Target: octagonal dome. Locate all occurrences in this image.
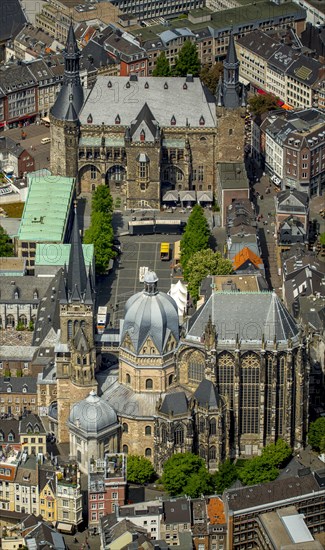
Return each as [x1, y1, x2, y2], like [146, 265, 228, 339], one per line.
[121, 271, 179, 354]
[68, 390, 117, 434]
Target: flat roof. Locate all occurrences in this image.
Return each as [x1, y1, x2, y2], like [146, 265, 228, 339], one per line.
[282, 514, 314, 543]
[134, 2, 305, 41]
[18, 175, 75, 242]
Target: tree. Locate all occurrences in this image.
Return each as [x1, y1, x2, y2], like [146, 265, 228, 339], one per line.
[261, 439, 292, 468]
[84, 211, 115, 274]
[320, 232, 325, 246]
[214, 460, 238, 493]
[186, 249, 233, 302]
[162, 452, 213, 497]
[238, 456, 279, 486]
[200, 63, 223, 94]
[248, 93, 280, 115]
[0, 225, 14, 257]
[127, 455, 155, 485]
[91, 184, 113, 214]
[180, 205, 211, 279]
[173, 40, 201, 77]
[153, 52, 171, 77]
[308, 418, 325, 452]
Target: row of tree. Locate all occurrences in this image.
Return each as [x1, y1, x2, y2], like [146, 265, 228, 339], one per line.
[83, 185, 115, 274]
[180, 205, 232, 302]
[126, 440, 293, 497]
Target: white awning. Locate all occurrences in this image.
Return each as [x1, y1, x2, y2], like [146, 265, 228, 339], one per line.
[179, 190, 196, 202]
[41, 116, 51, 124]
[197, 191, 213, 202]
[56, 523, 74, 533]
[162, 190, 178, 201]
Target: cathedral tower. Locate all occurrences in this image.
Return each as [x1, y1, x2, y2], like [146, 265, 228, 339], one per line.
[50, 23, 84, 178]
[56, 207, 97, 443]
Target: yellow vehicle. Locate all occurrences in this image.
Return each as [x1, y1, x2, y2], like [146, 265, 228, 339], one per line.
[160, 242, 170, 260]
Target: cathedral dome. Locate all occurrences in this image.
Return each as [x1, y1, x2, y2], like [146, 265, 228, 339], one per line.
[121, 271, 179, 354]
[68, 390, 117, 434]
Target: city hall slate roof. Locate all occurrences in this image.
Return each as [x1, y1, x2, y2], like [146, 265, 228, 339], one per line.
[80, 76, 216, 128]
[0, 0, 27, 43]
[187, 292, 299, 344]
[18, 175, 75, 242]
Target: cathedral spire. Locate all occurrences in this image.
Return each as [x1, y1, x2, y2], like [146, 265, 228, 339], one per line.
[50, 22, 84, 121]
[67, 205, 89, 303]
[225, 32, 238, 65]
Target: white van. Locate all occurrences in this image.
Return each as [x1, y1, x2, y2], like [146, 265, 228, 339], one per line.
[41, 137, 51, 144]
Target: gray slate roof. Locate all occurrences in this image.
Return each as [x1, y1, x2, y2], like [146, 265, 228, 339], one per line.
[0, 0, 27, 42]
[20, 414, 46, 434]
[0, 275, 49, 303]
[80, 76, 216, 127]
[160, 392, 188, 415]
[194, 379, 221, 408]
[187, 292, 299, 344]
[276, 189, 309, 211]
[0, 376, 37, 394]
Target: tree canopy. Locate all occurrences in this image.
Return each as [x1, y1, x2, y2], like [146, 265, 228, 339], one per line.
[248, 93, 280, 115]
[320, 232, 325, 246]
[200, 63, 223, 94]
[308, 418, 325, 452]
[0, 225, 14, 257]
[84, 185, 115, 274]
[162, 453, 214, 497]
[238, 440, 292, 486]
[214, 460, 238, 494]
[127, 455, 155, 484]
[186, 249, 233, 302]
[173, 40, 201, 77]
[153, 52, 171, 77]
[180, 205, 211, 280]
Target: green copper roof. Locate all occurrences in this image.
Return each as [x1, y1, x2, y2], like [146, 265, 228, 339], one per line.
[35, 243, 94, 267]
[18, 175, 75, 242]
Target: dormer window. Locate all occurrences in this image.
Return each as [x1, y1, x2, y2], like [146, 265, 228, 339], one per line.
[183, 83, 187, 90]
[164, 82, 168, 89]
[14, 288, 19, 299]
[126, 81, 130, 88]
[115, 114, 121, 124]
[7, 385, 12, 393]
[171, 115, 176, 126]
[107, 80, 112, 88]
[140, 129, 145, 142]
[144, 81, 149, 89]
[33, 290, 38, 300]
[34, 424, 40, 433]
[87, 114, 93, 124]
[8, 432, 14, 442]
[199, 116, 205, 126]
[22, 385, 28, 393]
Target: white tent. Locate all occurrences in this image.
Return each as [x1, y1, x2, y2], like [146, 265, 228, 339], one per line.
[168, 280, 187, 321]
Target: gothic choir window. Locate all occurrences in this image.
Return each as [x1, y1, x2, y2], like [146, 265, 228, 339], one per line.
[240, 353, 260, 434]
[208, 446, 216, 460]
[188, 358, 204, 383]
[67, 320, 72, 339]
[209, 418, 216, 436]
[265, 355, 273, 436]
[216, 353, 234, 408]
[276, 356, 286, 437]
[199, 417, 205, 433]
[174, 424, 184, 445]
[161, 424, 167, 444]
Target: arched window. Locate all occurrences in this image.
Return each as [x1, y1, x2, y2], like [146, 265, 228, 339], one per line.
[168, 374, 174, 386]
[199, 417, 205, 433]
[209, 418, 216, 436]
[6, 315, 15, 328]
[188, 358, 204, 383]
[123, 423, 128, 433]
[80, 321, 86, 329]
[126, 373, 131, 384]
[276, 355, 286, 437]
[122, 445, 128, 454]
[146, 378, 153, 390]
[74, 320, 79, 334]
[199, 445, 205, 459]
[19, 315, 27, 327]
[174, 424, 184, 445]
[208, 446, 216, 460]
[216, 352, 235, 408]
[145, 425, 151, 436]
[67, 320, 72, 339]
[240, 353, 260, 434]
[145, 448, 152, 457]
[106, 165, 125, 183]
[161, 424, 167, 444]
[90, 166, 98, 180]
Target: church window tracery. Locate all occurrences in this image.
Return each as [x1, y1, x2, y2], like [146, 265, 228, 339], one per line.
[240, 353, 260, 434]
[174, 424, 184, 445]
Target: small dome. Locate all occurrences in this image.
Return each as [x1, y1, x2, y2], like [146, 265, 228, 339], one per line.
[121, 272, 179, 354]
[68, 390, 117, 434]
